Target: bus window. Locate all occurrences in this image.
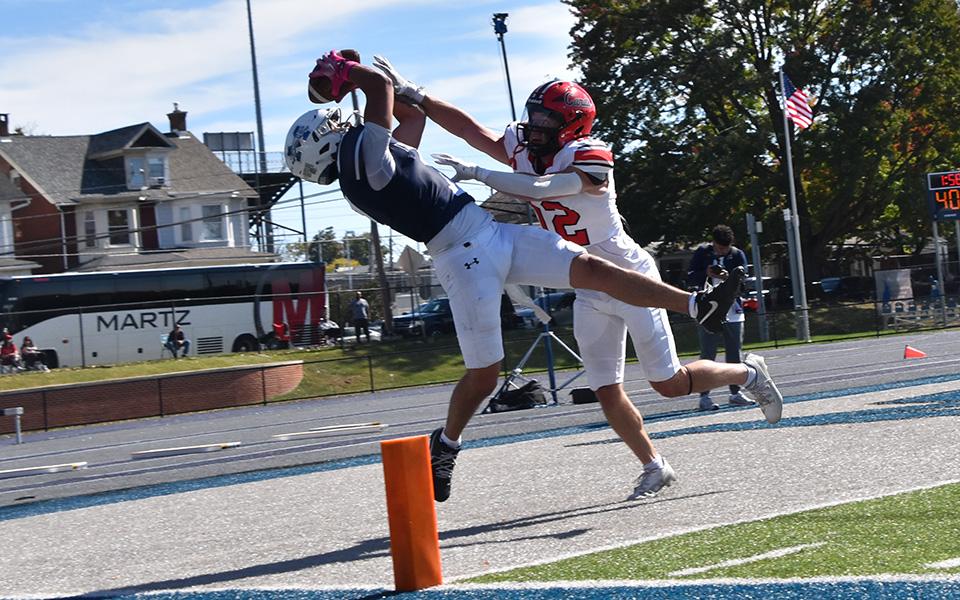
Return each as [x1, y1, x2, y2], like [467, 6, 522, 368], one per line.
[159, 271, 205, 301]
[69, 276, 118, 309]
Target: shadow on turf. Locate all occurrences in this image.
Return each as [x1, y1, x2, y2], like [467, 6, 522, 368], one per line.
[56, 491, 722, 599]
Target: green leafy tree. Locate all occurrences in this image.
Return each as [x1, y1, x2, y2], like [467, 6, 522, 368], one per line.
[282, 227, 344, 264]
[316, 227, 343, 264]
[565, 0, 960, 277]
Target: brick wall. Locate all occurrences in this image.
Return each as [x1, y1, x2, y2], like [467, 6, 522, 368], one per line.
[0, 361, 303, 434]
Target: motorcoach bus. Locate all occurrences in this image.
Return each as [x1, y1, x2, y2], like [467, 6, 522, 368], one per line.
[0, 262, 325, 368]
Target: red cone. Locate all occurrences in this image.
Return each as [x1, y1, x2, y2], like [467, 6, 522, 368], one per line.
[904, 345, 926, 358]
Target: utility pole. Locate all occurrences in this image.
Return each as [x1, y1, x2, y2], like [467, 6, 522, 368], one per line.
[246, 0, 273, 252]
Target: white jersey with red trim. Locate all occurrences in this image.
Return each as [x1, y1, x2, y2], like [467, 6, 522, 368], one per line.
[503, 123, 680, 387]
[504, 122, 622, 252]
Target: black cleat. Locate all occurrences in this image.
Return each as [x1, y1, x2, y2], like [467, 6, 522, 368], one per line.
[429, 427, 460, 502]
[694, 266, 746, 334]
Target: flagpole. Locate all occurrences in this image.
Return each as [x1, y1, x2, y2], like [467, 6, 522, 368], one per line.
[779, 69, 811, 342]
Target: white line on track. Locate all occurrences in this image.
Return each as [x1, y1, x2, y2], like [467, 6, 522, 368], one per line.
[272, 423, 388, 440]
[0, 462, 88, 479]
[666, 542, 826, 577]
[131, 442, 241, 458]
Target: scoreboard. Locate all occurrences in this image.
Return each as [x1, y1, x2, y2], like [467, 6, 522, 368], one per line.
[927, 170, 960, 221]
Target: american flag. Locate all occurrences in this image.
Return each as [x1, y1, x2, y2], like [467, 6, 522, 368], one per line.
[783, 74, 813, 130]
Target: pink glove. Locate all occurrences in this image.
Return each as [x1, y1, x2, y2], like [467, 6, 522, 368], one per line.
[310, 50, 358, 96]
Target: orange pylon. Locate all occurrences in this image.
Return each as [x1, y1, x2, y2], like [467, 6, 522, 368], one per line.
[381, 436, 442, 591]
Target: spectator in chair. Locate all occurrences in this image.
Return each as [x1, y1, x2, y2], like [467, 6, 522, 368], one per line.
[21, 336, 49, 372]
[166, 325, 191, 359]
[1, 335, 22, 372]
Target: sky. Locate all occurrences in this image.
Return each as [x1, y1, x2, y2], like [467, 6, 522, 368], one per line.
[0, 0, 580, 259]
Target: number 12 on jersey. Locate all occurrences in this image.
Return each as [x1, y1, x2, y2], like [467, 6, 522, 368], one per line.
[530, 201, 591, 246]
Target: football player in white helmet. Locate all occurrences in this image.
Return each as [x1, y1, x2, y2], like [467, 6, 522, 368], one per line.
[371, 56, 783, 500]
[288, 49, 747, 503]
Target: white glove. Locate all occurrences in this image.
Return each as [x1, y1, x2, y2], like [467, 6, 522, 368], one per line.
[431, 153, 487, 183]
[373, 54, 425, 104]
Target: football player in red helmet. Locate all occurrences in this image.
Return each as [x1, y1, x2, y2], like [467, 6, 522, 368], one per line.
[517, 80, 596, 157]
[372, 55, 783, 501]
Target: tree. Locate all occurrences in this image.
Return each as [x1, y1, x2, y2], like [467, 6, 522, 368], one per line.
[565, 0, 960, 277]
[281, 227, 343, 264]
[316, 227, 343, 264]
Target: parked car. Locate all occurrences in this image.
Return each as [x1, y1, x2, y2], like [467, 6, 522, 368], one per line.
[340, 325, 382, 343]
[393, 295, 520, 338]
[517, 291, 576, 328]
[743, 277, 794, 311]
[817, 276, 876, 302]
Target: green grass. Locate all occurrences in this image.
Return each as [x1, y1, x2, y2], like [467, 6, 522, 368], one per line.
[467, 483, 960, 582]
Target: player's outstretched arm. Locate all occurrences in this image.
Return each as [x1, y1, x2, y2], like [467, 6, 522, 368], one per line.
[392, 101, 426, 148]
[373, 53, 508, 164]
[432, 153, 597, 200]
[421, 95, 509, 164]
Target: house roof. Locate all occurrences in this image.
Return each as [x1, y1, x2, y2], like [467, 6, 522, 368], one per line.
[480, 191, 532, 225]
[0, 257, 42, 276]
[0, 168, 21, 201]
[0, 125, 257, 207]
[69, 246, 281, 272]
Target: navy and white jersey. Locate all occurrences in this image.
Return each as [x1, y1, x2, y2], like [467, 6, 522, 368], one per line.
[337, 124, 472, 244]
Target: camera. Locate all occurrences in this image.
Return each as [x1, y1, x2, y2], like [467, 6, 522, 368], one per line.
[708, 264, 725, 277]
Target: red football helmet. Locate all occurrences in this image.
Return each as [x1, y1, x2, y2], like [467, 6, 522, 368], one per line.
[518, 80, 596, 156]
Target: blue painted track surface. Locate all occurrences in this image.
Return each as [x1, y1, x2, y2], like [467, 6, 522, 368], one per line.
[92, 579, 960, 599]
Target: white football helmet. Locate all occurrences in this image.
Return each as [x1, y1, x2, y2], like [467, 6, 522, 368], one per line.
[284, 108, 348, 185]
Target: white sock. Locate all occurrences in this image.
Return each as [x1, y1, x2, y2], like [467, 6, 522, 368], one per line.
[643, 455, 662, 472]
[440, 430, 461, 450]
[744, 365, 758, 387]
[688, 293, 697, 318]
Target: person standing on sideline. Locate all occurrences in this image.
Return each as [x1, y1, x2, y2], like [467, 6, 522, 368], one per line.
[369, 57, 783, 499]
[349, 291, 371, 343]
[287, 49, 746, 502]
[688, 225, 756, 411]
[165, 324, 190, 359]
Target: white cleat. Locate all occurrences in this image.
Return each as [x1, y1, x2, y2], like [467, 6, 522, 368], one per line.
[628, 458, 678, 500]
[742, 353, 783, 424]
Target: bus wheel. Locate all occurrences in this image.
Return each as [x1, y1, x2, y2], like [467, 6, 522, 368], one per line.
[232, 335, 260, 353]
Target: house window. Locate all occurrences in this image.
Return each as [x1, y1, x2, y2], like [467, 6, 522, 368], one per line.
[107, 209, 131, 245]
[126, 154, 167, 189]
[148, 157, 166, 186]
[179, 207, 192, 242]
[201, 205, 224, 240]
[84, 211, 97, 248]
[127, 158, 145, 188]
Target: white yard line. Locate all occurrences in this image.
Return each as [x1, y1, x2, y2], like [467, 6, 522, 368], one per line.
[667, 543, 826, 577]
[928, 557, 960, 570]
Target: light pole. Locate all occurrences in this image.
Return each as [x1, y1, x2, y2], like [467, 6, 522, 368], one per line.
[245, 0, 273, 252]
[492, 13, 517, 120]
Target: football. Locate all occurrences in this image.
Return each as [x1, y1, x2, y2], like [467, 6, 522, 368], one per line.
[308, 49, 361, 104]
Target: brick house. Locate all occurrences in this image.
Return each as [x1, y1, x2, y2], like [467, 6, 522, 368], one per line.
[0, 108, 279, 274]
